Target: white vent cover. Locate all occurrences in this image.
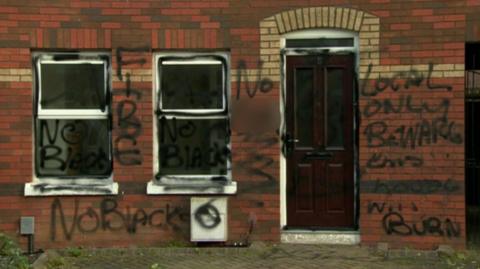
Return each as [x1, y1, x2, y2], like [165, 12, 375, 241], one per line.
[191, 197, 227, 242]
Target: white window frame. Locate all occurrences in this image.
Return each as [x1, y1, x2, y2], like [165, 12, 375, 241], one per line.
[147, 52, 237, 194]
[25, 52, 118, 196]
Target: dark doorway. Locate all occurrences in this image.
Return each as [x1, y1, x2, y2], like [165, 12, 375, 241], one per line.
[466, 43, 480, 245]
[285, 54, 355, 229]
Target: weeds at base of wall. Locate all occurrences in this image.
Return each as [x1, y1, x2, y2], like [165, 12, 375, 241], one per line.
[64, 247, 85, 258]
[0, 233, 30, 269]
[149, 263, 165, 269]
[45, 256, 68, 269]
[162, 240, 193, 248]
[383, 246, 480, 269]
[439, 249, 480, 269]
[38, 250, 76, 269]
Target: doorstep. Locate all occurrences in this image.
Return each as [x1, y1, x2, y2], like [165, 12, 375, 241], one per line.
[281, 230, 360, 245]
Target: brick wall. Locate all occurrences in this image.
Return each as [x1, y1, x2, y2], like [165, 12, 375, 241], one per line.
[0, 0, 479, 250]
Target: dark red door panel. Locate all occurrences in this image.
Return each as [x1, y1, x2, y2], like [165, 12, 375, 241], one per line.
[286, 54, 354, 228]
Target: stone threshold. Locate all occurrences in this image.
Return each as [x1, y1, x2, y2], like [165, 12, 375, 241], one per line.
[281, 230, 360, 245]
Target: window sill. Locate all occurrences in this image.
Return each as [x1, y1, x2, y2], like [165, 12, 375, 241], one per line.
[146, 180, 237, 195]
[24, 182, 118, 196]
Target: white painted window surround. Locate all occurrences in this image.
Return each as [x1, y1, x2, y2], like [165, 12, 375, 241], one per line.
[279, 30, 359, 232]
[148, 52, 237, 195]
[25, 52, 118, 196]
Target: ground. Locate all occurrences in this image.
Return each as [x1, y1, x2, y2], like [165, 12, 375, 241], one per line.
[10, 243, 479, 269]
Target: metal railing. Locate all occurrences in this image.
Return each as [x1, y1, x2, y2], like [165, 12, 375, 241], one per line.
[466, 69, 480, 245]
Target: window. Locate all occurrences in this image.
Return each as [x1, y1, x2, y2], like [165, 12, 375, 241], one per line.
[148, 52, 236, 194]
[25, 52, 117, 196]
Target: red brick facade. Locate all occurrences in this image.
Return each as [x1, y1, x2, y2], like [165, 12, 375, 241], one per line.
[0, 0, 480, 250]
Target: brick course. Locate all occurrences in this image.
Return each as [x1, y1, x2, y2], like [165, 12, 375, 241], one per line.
[0, 0, 478, 250]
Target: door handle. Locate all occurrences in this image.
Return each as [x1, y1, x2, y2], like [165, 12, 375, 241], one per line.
[304, 151, 333, 160]
[283, 134, 298, 156]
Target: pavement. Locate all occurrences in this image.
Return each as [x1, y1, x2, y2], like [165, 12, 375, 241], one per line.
[25, 243, 480, 269]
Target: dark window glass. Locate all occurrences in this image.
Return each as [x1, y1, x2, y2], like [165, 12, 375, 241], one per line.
[326, 68, 344, 148]
[466, 43, 480, 70]
[158, 118, 229, 175]
[295, 68, 314, 147]
[40, 63, 106, 110]
[35, 119, 111, 177]
[160, 64, 223, 110]
[286, 38, 354, 48]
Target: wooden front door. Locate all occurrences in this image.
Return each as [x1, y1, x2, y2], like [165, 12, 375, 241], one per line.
[286, 54, 354, 228]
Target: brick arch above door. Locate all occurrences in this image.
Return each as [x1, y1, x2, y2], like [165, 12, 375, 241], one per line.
[256, 7, 380, 81]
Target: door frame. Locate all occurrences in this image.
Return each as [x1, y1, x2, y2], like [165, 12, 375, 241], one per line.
[279, 29, 360, 229]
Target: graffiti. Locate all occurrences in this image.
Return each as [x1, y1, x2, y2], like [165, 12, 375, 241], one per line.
[147, 55, 278, 191]
[193, 199, 222, 229]
[235, 131, 278, 193]
[237, 132, 276, 180]
[159, 144, 229, 171]
[158, 117, 230, 173]
[115, 47, 149, 81]
[360, 62, 452, 97]
[367, 201, 461, 238]
[363, 179, 461, 195]
[153, 54, 232, 183]
[382, 212, 460, 238]
[114, 47, 149, 165]
[361, 62, 460, 169]
[367, 201, 418, 214]
[159, 117, 197, 143]
[366, 153, 423, 168]
[364, 119, 462, 149]
[367, 200, 461, 239]
[235, 60, 273, 100]
[114, 76, 143, 166]
[363, 95, 450, 119]
[232, 101, 278, 193]
[50, 198, 188, 241]
[37, 119, 111, 176]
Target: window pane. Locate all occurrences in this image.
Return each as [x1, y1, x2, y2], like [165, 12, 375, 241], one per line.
[35, 119, 111, 177]
[160, 64, 223, 110]
[158, 118, 229, 175]
[326, 68, 344, 148]
[286, 38, 354, 48]
[40, 63, 106, 110]
[295, 68, 314, 147]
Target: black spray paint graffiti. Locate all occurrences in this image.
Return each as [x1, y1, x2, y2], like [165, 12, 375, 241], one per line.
[232, 101, 279, 193]
[50, 198, 188, 241]
[361, 63, 461, 169]
[235, 60, 273, 100]
[367, 201, 418, 214]
[231, 59, 279, 192]
[193, 199, 222, 229]
[113, 47, 149, 165]
[154, 55, 232, 184]
[363, 179, 461, 195]
[366, 153, 423, 169]
[382, 212, 460, 238]
[158, 117, 230, 175]
[147, 56, 278, 194]
[363, 119, 462, 149]
[237, 132, 277, 183]
[360, 63, 453, 97]
[363, 95, 450, 119]
[37, 119, 111, 176]
[367, 201, 461, 238]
